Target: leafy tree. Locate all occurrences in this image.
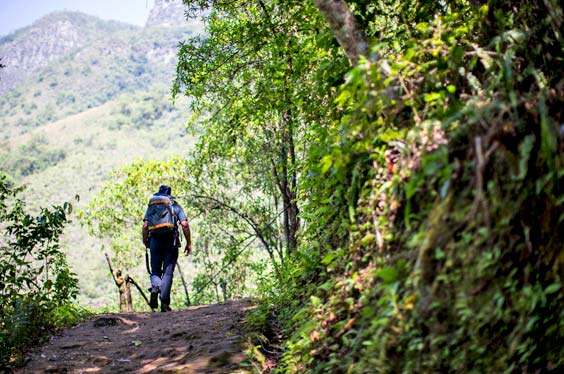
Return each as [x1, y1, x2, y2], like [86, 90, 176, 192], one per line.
[0, 176, 80, 367]
[80, 158, 188, 310]
[174, 0, 350, 268]
[81, 157, 267, 307]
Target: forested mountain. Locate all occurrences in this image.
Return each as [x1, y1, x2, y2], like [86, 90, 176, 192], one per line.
[0, 10, 197, 138]
[0, 12, 136, 95]
[0, 1, 201, 308]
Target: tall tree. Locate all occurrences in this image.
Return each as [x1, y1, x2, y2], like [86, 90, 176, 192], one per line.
[175, 0, 348, 264]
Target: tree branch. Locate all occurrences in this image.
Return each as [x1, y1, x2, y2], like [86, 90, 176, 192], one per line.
[190, 194, 273, 255]
[126, 276, 150, 306]
[104, 251, 118, 286]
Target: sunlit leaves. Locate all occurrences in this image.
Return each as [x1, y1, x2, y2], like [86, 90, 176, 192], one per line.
[0, 176, 79, 365]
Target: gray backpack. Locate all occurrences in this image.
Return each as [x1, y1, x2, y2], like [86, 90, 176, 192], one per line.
[146, 195, 176, 235]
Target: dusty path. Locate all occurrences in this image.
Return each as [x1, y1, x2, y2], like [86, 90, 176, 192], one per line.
[19, 299, 255, 373]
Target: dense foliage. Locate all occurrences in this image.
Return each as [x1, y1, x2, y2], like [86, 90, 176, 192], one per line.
[275, 0, 563, 371]
[172, 0, 563, 372]
[0, 177, 85, 367]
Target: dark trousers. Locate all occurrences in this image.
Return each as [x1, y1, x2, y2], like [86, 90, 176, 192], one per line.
[149, 235, 178, 306]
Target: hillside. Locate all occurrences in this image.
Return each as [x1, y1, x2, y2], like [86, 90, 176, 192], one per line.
[0, 2, 202, 308]
[0, 11, 137, 95]
[0, 16, 200, 139]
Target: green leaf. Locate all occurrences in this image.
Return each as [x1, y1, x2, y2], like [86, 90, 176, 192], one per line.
[545, 284, 561, 294]
[361, 233, 376, 246]
[320, 155, 333, 174]
[514, 135, 535, 180]
[319, 280, 333, 292]
[380, 129, 404, 143]
[434, 247, 445, 260]
[348, 204, 356, 223]
[321, 252, 337, 265]
[423, 92, 442, 103]
[375, 267, 398, 283]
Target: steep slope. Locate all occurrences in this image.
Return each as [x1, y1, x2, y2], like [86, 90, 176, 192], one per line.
[0, 16, 200, 139]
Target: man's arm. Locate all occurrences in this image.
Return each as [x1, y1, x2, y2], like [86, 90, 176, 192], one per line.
[142, 220, 149, 248]
[180, 220, 191, 255]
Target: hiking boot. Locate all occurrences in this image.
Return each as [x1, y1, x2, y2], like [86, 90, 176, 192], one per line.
[149, 291, 159, 310]
[160, 303, 172, 312]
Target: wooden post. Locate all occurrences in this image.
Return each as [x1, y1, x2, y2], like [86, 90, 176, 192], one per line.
[104, 251, 133, 313]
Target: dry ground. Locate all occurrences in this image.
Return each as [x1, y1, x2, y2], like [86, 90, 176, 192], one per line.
[19, 299, 256, 373]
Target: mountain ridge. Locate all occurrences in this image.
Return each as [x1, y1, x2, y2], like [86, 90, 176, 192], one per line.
[0, 11, 139, 94]
[0, 0, 201, 95]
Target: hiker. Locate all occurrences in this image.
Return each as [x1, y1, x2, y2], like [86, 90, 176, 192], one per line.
[142, 185, 192, 312]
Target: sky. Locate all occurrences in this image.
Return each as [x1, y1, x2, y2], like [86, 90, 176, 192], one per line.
[0, 0, 156, 37]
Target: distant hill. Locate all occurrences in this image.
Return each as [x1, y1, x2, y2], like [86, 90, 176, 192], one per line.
[0, 12, 137, 94]
[0, 9, 202, 139]
[146, 0, 199, 27]
[0, 0, 202, 308]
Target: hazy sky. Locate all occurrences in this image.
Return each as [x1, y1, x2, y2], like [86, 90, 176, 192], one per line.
[0, 0, 156, 37]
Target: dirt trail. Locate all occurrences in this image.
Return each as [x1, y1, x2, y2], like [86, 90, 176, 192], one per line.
[19, 299, 255, 373]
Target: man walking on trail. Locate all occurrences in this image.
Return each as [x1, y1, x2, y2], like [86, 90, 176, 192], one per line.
[142, 185, 192, 312]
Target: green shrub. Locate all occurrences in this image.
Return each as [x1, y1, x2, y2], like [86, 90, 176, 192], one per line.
[0, 135, 66, 178]
[0, 177, 82, 368]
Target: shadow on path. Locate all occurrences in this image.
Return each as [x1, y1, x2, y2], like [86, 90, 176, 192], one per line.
[19, 299, 255, 373]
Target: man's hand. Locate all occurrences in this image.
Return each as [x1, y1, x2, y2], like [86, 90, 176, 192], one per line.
[180, 220, 192, 256]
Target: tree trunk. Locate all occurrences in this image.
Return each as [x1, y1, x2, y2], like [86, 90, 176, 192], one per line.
[220, 279, 228, 303]
[105, 251, 133, 313]
[117, 273, 129, 313]
[279, 39, 300, 257]
[312, 0, 369, 65]
[124, 278, 133, 313]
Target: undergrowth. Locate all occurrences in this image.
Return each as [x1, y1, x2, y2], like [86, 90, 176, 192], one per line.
[0, 177, 90, 368]
[271, 1, 563, 372]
